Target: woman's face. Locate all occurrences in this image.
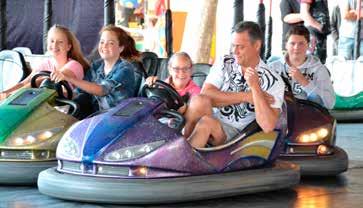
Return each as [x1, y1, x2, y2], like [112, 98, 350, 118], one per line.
[47, 29, 71, 58]
[98, 31, 123, 61]
[168, 56, 192, 89]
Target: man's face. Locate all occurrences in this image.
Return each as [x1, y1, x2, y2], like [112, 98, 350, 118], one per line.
[286, 34, 309, 59]
[231, 31, 260, 66]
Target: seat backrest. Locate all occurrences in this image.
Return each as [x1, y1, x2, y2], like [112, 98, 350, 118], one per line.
[0, 50, 31, 91]
[153, 62, 211, 89]
[141, 51, 159, 76]
[131, 61, 147, 96]
[191, 63, 211, 88]
[13, 47, 32, 56]
[156, 58, 169, 80]
[23, 54, 51, 70]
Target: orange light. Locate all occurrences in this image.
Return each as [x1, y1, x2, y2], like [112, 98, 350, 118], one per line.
[25, 135, 36, 144]
[139, 167, 147, 175]
[317, 128, 329, 138]
[38, 131, 53, 140]
[317, 145, 328, 155]
[310, 133, 318, 142]
[132, 167, 148, 176]
[300, 135, 310, 143]
[14, 137, 24, 145]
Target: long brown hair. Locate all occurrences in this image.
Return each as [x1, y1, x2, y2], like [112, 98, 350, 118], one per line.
[100, 25, 140, 61]
[48, 25, 90, 70]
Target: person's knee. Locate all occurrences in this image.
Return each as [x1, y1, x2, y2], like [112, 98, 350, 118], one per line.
[195, 116, 214, 131]
[189, 94, 212, 111]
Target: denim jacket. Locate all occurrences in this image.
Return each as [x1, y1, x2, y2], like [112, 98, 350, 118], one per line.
[77, 58, 135, 110]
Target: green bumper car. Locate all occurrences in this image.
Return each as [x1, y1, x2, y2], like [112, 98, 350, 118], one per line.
[326, 56, 363, 121]
[0, 71, 78, 184]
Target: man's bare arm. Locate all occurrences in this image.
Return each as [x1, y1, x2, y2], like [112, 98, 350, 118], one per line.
[300, 3, 322, 32]
[202, 83, 252, 107]
[283, 13, 303, 24]
[244, 67, 279, 132]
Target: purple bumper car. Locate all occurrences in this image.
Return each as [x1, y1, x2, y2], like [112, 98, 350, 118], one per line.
[38, 81, 300, 204]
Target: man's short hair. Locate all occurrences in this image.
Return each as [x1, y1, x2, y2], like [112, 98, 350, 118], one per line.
[285, 25, 310, 43]
[232, 21, 263, 43]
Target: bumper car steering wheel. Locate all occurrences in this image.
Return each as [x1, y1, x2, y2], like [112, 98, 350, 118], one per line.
[30, 71, 78, 116]
[31, 71, 73, 100]
[141, 80, 184, 110]
[141, 80, 185, 131]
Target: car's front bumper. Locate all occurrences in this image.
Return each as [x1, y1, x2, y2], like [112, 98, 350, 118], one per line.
[330, 109, 363, 121]
[0, 160, 57, 185]
[38, 161, 300, 204]
[279, 146, 348, 176]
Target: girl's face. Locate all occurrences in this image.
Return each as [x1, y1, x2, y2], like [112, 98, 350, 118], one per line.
[168, 56, 192, 89]
[98, 31, 123, 61]
[47, 29, 71, 58]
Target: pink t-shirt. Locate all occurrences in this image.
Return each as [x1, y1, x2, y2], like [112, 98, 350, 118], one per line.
[36, 59, 84, 80]
[165, 76, 201, 98]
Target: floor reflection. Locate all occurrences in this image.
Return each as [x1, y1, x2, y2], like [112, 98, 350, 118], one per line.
[293, 175, 348, 208]
[294, 186, 332, 208]
[6, 202, 33, 208]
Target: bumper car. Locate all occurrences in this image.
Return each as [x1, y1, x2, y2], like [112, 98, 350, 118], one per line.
[0, 49, 31, 92]
[325, 56, 363, 121]
[279, 92, 348, 176]
[0, 71, 78, 184]
[38, 80, 300, 204]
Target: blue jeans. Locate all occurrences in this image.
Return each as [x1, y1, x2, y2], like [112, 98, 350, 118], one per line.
[338, 37, 363, 60]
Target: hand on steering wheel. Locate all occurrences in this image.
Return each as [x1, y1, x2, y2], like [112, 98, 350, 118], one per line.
[30, 71, 73, 100]
[141, 80, 184, 110]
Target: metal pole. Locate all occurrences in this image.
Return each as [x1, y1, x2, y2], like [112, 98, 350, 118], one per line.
[264, 0, 272, 61]
[0, 0, 7, 50]
[165, 0, 173, 57]
[43, 0, 52, 53]
[354, 0, 361, 59]
[257, 0, 265, 58]
[233, 0, 244, 26]
[104, 0, 115, 26]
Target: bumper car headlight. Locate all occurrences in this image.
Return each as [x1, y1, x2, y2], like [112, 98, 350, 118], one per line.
[297, 125, 331, 143]
[7, 127, 63, 146]
[105, 140, 165, 161]
[316, 144, 333, 155]
[56, 121, 81, 158]
[57, 136, 79, 158]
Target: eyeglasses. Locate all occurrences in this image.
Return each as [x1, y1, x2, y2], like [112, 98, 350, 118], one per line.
[171, 66, 192, 72]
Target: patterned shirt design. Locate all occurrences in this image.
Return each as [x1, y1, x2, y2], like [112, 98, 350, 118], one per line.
[205, 55, 285, 130]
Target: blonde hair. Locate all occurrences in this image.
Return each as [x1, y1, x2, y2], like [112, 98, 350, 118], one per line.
[168, 52, 193, 68]
[48, 25, 90, 70]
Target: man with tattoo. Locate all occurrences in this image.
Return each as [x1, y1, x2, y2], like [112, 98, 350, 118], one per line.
[183, 21, 285, 148]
